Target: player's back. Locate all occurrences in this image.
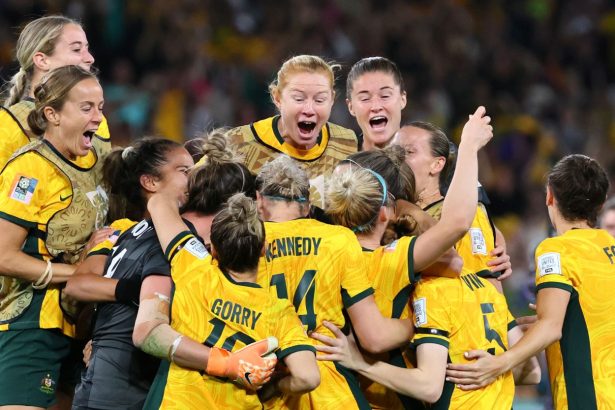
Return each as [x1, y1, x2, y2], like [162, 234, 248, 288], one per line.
[535, 228, 615, 409]
[412, 270, 515, 409]
[259, 218, 374, 410]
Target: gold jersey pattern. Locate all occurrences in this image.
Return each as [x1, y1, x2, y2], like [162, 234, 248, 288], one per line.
[145, 231, 314, 410]
[411, 272, 516, 409]
[258, 218, 374, 410]
[225, 116, 357, 207]
[360, 236, 417, 410]
[534, 229, 615, 410]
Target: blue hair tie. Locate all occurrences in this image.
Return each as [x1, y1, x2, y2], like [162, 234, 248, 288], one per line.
[351, 169, 388, 233]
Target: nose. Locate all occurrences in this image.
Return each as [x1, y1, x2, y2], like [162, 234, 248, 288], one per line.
[92, 107, 103, 124]
[370, 98, 383, 112]
[83, 49, 95, 66]
[302, 101, 316, 116]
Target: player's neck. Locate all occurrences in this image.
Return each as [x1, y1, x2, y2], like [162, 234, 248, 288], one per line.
[181, 211, 214, 246]
[228, 269, 257, 284]
[264, 202, 305, 223]
[356, 221, 388, 250]
[554, 217, 591, 235]
[417, 181, 442, 208]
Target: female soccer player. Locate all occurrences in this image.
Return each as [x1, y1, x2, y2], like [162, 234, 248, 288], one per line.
[142, 190, 319, 409]
[345, 57, 407, 151]
[446, 154, 615, 410]
[392, 121, 512, 290]
[254, 151, 422, 409]
[64, 137, 193, 409]
[314, 107, 539, 409]
[0, 15, 111, 168]
[0, 65, 108, 409]
[225, 54, 358, 208]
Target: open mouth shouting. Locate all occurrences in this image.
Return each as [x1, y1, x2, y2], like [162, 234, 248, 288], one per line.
[369, 115, 389, 132]
[297, 121, 318, 139]
[82, 130, 95, 150]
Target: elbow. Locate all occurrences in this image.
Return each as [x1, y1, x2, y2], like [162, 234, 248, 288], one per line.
[132, 324, 150, 349]
[421, 382, 444, 404]
[360, 336, 390, 355]
[63, 278, 82, 300]
[293, 368, 321, 393]
[527, 367, 542, 385]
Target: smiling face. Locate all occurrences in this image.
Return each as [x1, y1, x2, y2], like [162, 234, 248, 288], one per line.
[45, 77, 104, 159]
[274, 71, 334, 150]
[44, 24, 94, 72]
[347, 71, 406, 150]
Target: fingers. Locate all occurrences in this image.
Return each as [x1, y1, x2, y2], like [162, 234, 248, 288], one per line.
[316, 354, 341, 361]
[446, 362, 475, 371]
[310, 332, 338, 346]
[529, 303, 536, 311]
[464, 350, 488, 360]
[321, 320, 344, 338]
[472, 106, 486, 118]
[489, 245, 504, 257]
[314, 344, 340, 354]
[496, 267, 512, 281]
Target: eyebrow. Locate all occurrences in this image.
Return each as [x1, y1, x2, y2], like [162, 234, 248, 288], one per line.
[357, 86, 394, 94]
[68, 41, 88, 47]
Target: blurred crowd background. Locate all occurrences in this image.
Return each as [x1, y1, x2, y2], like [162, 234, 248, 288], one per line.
[3, 1, 615, 408]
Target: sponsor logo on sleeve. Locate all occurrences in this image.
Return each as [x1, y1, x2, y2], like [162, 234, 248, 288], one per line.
[9, 175, 38, 205]
[413, 297, 427, 327]
[469, 228, 487, 255]
[538, 252, 562, 277]
[184, 237, 209, 259]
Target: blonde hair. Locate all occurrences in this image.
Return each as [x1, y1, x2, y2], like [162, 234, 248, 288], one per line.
[256, 155, 310, 204]
[211, 193, 265, 273]
[326, 166, 388, 233]
[27, 65, 98, 136]
[3, 16, 79, 108]
[268, 55, 340, 103]
[183, 130, 256, 215]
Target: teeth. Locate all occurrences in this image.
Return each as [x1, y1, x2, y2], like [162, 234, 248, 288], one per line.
[370, 116, 386, 121]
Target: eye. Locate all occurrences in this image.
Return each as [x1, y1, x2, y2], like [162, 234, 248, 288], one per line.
[81, 106, 92, 113]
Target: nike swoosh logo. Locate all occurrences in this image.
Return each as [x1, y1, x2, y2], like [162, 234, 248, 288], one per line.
[60, 194, 72, 201]
[244, 372, 253, 385]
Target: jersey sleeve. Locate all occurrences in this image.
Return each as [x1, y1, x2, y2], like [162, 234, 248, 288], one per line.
[411, 278, 455, 349]
[0, 154, 61, 228]
[88, 218, 137, 257]
[165, 230, 212, 285]
[534, 238, 573, 294]
[275, 299, 316, 360]
[339, 231, 374, 308]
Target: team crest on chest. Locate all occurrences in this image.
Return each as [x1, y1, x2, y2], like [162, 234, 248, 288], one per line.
[39, 373, 56, 395]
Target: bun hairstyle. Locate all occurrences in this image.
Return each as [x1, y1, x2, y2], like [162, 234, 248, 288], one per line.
[547, 154, 609, 227]
[210, 193, 265, 274]
[406, 121, 457, 195]
[344, 145, 417, 203]
[346, 56, 405, 99]
[103, 138, 182, 222]
[256, 155, 310, 206]
[326, 166, 389, 233]
[268, 55, 339, 104]
[182, 129, 256, 215]
[2, 15, 79, 108]
[26, 65, 97, 136]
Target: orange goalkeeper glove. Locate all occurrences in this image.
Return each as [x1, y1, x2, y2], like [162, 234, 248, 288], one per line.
[206, 336, 278, 390]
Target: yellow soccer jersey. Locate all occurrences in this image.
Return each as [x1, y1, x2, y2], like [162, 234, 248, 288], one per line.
[411, 271, 516, 409]
[259, 218, 374, 410]
[145, 231, 315, 410]
[360, 236, 417, 410]
[0, 152, 75, 335]
[225, 116, 358, 208]
[424, 200, 497, 279]
[87, 218, 137, 257]
[534, 229, 615, 410]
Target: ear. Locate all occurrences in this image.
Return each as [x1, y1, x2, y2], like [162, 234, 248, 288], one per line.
[430, 156, 446, 175]
[400, 91, 407, 110]
[32, 52, 51, 72]
[43, 106, 59, 125]
[272, 90, 282, 111]
[378, 206, 389, 223]
[346, 98, 356, 117]
[139, 174, 158, 193]
[546, 185, 554, 207]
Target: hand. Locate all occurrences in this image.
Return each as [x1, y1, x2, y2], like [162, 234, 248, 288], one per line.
[81, 227, 116, 259]
[516, 303, 537, 332]
[83, 340, 93, 367]
[206, 337, 278, 390]
[460, 106, 493, 151]
[445, 350, 505, 390]
[310, 321, 367, 371]
[487, 244, 512, 281]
